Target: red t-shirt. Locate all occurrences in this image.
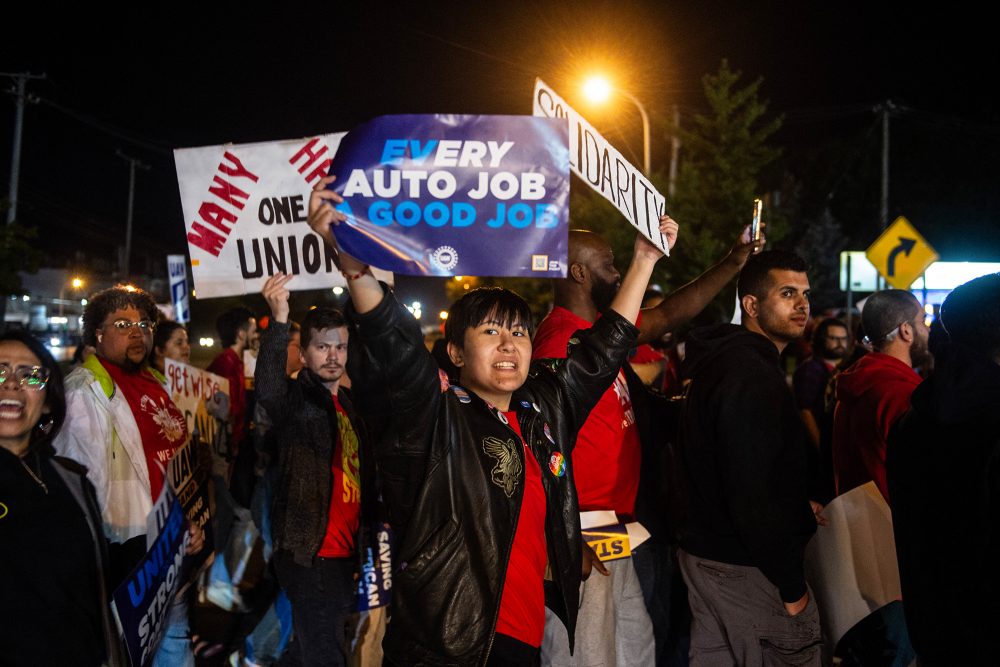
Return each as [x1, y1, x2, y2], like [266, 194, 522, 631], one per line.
[207, 348, 246, 449]
[494, 410, 547, 648]
[630, 343, 665, 364]
[99, 358, 189, 501]
[532, 306, 641, 518]
[317, 395, 362, 558]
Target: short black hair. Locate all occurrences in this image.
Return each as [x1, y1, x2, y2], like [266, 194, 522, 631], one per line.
[0, 330, 66, 455]
[215, 307, 255, 348]
[300, 307, 347, 349]
[941, 272, 1000, 358]
[82, 284, 159, 347]
[861, 289, 921, 350]
[444, 287, 533, 349]
[737, 250, 810, 301]
[812, 317, 848, 350]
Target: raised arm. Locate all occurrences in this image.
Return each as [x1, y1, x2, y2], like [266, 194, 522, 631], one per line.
[554, 224, 674, 437]
[636, 223, 762, 345]
[307, 174, 384, 314]
[607, 217, 678, 323]
[254, 273, 297, 424]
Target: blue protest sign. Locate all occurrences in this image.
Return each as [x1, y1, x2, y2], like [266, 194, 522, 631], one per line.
[111, 497, 188, 667]
[327, 114, 569, 277]
[357, 523, 393, 611]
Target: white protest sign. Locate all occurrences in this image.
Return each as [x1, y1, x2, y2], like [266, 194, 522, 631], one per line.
[174, 134, 392, 298]
[804, 482, 903, 653]
[163, 358, 229, 447]
[533, 78, 668, 254]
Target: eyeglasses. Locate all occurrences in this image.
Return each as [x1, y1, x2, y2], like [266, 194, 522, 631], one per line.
[105, 319, 156, 334]
[0, 364, 50, 390]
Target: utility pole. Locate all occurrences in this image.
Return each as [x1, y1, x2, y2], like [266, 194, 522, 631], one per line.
[3, 72, 45, 224]
[668, 104, 681, 198]
[116, 150, 150, 280]
[880, 100, 893, 231]
[877, 100, 894, 289]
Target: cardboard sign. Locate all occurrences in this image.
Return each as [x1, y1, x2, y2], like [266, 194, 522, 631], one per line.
[327, 114, 570, 277]
[533, 78, 669, 254]
[175, 134, 391, 298]
[163, 358, 228, 450]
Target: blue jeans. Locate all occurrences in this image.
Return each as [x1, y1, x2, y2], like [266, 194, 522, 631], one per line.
[152, 598, 195, 667]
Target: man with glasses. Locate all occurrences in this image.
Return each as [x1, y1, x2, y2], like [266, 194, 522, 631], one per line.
[55, 284, 203, 666]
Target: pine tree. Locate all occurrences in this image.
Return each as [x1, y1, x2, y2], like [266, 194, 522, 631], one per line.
[669, 60, 784, 289]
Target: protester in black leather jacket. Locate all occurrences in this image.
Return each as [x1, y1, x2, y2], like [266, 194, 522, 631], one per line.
[308, 173, 676, 666]
[346, 284, 640, 664]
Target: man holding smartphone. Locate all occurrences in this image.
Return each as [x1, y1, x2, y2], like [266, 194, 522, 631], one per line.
[676, 250, 824, 666]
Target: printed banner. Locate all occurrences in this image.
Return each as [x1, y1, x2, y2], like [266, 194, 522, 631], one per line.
[112, 496, 189, 667]
[582, 523, 632, 563]
[175, 134, 392, 298]
[356, 523, 393, 611]
[326, 114, 570, 277]
[533, 78, 669, 253]
[166, 255, 190, 323]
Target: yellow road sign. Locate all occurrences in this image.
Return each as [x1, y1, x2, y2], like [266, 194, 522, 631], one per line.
[865, 216, 939, 289]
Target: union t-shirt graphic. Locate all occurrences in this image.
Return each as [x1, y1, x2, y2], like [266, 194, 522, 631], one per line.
[338, 410, 361, 504]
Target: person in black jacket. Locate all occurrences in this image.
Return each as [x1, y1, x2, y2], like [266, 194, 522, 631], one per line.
[677, 250, 824, 666]
[887, 272, 1000, 665]
[255, 274, 374, 667]
[0, 329, 125, 666]
[308, 174, 673, 666]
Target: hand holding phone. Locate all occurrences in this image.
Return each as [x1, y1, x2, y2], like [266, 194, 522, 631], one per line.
[751, 198, 763, 253]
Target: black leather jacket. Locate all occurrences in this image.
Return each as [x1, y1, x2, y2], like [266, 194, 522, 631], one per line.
[346, 286, 639, 666]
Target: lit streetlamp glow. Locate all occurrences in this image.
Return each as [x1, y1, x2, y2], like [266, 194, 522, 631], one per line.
[583, 76, 612, 104]
[582, 74, 651, 176]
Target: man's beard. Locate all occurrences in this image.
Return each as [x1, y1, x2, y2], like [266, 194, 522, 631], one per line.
[823, 344, 847, 361]
[910, 337, 932, 368]
[591, 280, 619, 313]
[122, 356, 146, 373]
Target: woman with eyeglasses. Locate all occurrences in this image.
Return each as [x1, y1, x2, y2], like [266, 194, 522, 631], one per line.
[54, 284, 203, 666]
[0, 329, 126, 666]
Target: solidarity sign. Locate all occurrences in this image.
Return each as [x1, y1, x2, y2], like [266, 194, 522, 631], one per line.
[326, 114, 570, 277]
[533, 78, 669, 254]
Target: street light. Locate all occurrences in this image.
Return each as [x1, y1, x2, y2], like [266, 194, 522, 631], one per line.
[582, 75, 651, 176]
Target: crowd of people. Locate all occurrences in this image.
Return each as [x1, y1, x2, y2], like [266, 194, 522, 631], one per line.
[1, 176, 998, 667]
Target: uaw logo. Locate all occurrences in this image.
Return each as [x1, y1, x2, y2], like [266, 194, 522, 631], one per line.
[482, 436, 522, 497]
[431, 245, 459, 271]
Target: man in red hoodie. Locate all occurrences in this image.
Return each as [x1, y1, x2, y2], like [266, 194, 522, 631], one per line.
[832, 289, 929, 501]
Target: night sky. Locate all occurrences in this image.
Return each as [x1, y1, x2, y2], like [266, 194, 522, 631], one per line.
[4, 2, 999, 293]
